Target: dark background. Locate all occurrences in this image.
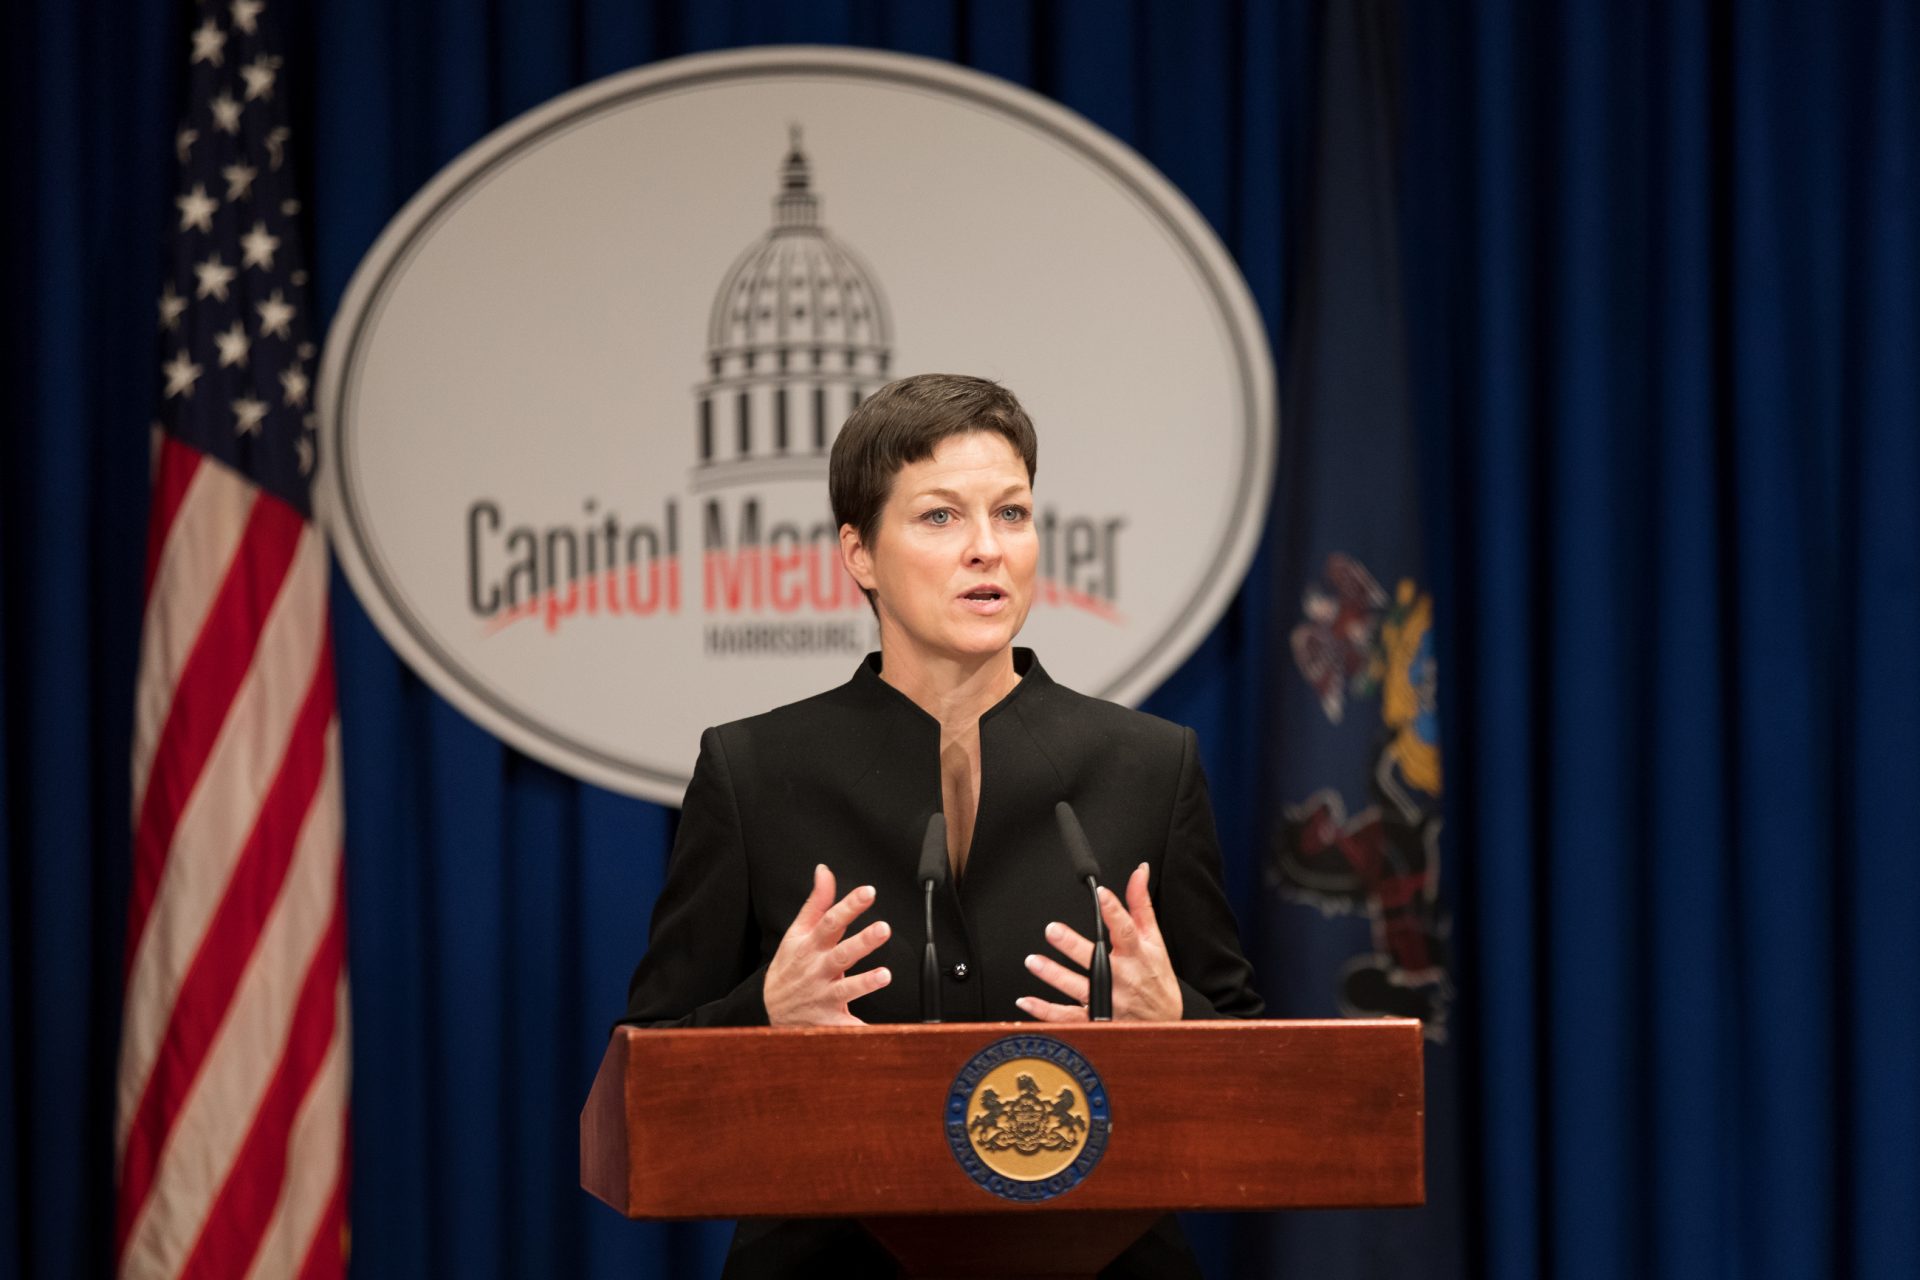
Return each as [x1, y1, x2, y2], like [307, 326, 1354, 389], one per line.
[5, 1, 1916, 1277]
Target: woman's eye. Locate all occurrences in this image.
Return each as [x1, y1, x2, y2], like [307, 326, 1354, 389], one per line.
[998, 506, 1030, 523]
[925, 508, 953, 526]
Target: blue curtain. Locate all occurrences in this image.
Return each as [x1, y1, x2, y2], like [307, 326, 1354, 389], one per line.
[4, 1, 178, 1276]
[6, 1, 1917, 1279]
[1401, 2, 1920, 1278]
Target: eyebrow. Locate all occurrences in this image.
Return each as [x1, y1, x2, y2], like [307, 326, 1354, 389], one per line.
[915, 484, 1031, 503]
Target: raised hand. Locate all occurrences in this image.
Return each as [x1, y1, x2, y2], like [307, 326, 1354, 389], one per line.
[763, 863, 893, 1027]
[1017, 862, 1182, 1023]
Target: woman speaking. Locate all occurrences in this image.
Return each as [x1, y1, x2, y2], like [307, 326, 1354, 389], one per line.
[621, 373, 1262, 1275]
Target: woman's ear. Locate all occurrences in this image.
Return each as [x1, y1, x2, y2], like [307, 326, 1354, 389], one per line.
[839, 524, 876, 591]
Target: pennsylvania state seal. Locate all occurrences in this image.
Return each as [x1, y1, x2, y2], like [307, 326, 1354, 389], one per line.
[946, 1036, 1109, 1201]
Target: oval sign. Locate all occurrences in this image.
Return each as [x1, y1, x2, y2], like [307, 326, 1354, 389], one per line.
[318, 46, 1276, 804]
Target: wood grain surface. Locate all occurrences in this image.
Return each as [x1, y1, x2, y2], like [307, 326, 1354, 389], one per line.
[581, 1019, 1423, 1220]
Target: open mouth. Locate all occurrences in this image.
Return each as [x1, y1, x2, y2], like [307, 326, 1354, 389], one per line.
[959, 586, 1009, 612]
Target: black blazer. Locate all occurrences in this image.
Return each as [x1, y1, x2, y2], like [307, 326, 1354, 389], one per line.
[622, 650, 1263, 1027]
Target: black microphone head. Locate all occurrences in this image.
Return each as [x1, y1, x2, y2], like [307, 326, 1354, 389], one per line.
[918, 812, 949, 887]
[1054, 801, 1102, 883]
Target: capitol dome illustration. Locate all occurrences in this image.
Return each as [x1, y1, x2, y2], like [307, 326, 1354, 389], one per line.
[694, 128, 893, 489]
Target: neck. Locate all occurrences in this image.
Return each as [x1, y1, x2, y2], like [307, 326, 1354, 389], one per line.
[877, 644, 1020, 736]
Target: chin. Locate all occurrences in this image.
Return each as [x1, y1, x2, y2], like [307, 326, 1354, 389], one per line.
[962, 616, 1029, 657]
[887, 600, 1031, 663]
[942, 632, 1014, 659]
[928, 619, 1018, 660]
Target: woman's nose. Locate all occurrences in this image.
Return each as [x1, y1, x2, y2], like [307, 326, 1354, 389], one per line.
[965, 520, 1003, 564]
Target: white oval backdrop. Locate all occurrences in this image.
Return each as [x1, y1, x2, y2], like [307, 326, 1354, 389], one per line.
[318, 46, 1276, 805]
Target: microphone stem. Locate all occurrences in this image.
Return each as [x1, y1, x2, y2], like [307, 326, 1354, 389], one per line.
[1086, 876, 1112, 1021]
[921, 879, 941, 1023]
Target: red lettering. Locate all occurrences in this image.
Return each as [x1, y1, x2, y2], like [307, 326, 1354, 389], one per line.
[544, 580, 579, 632]
[704, 548, 762, 612]
[625, 561, 661, 615]
[807, 542, 862, 611]
[769, 543, 803, 612]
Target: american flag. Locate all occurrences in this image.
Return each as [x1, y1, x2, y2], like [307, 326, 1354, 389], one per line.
[115, 1, 349, 1276]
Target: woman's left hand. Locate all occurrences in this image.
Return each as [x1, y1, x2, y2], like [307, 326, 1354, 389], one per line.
[1018, 863, 1183, 1022]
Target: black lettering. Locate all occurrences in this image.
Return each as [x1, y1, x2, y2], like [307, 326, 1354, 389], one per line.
[544, 528, 578, 595]
[1102, 518, 1125, 600]
[625, 525, 660, 565]
[468, 500, 500, 616]
[625, 525, 662, 613]
[1066, 518, 1098, 593]
[582, 500, 599, 581]
[703, 497, 762, 550]
[602, 514, 620, 571]
[504, 527, 538, 608]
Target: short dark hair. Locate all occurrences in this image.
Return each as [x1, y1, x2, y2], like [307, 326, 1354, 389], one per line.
[829, 374, 1039, 555]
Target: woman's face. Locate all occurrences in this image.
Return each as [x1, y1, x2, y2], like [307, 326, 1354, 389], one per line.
[841, 431, 1038, 667]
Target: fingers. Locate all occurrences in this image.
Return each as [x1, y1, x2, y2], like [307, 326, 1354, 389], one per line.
[787, 863, 837, 936]
[831, 965, 892, 1004]
[766, 867, 895, 1027]
[811, 881, 877, 946]
[1097, 884, 1139, 951]
[829, 919, 892, 971]
[1043, 920, 1095, 968]
[1016, 995, 1090, 1023]
[1125, 862, 1160, 933]
[1025, 953, 1091, 1003]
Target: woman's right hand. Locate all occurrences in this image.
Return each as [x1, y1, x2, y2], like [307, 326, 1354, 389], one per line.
[764, 863, 892, 1026]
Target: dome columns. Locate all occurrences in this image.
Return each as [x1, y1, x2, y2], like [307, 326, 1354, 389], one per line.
[692, 133, 893, 492]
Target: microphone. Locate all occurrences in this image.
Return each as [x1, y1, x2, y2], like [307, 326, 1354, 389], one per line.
[917, 812, 948, 1023]
[1053, 802, 1112, 1021]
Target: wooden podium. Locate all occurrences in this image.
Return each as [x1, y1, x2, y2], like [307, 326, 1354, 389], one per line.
[582, 1019, 1423, 1277]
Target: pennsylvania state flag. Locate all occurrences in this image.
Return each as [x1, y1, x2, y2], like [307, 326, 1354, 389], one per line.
[1260, 1, 1463, 1275]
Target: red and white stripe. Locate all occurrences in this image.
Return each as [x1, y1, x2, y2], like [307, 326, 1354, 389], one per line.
[116, 437, 350, 1279]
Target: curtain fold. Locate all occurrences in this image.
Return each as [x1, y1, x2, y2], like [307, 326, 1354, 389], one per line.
[1403, 2, 1920, 1278]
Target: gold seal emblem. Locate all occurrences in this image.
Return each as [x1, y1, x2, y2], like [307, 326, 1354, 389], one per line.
[964, 1059, 1090, 1182]
[947, 1036, 1109, 1200]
